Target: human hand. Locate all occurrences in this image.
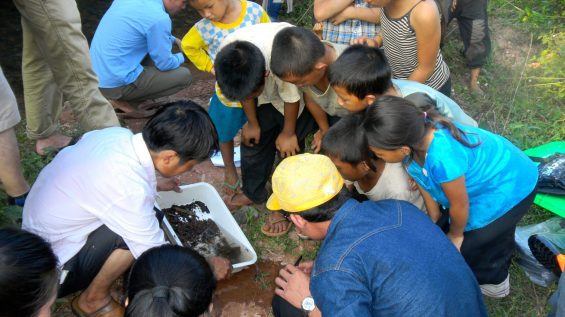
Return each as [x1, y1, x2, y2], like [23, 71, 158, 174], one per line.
[350, 36, 380, 47]
[274, 264, 312, 309]
[242, 122, 261, 147]
[408, 177, 418, 191]
[156, 175, 181, 192]
[298, 260, 314, 275]
[447, 232, 464, 252]
[206, 256, 232, 280]
[276, 132, 300, 158]
[311, 129, 326, 153]
[174, 37, 182, 51]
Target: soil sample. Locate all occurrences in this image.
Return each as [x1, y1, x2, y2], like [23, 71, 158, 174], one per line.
[162, 201, 242, 263]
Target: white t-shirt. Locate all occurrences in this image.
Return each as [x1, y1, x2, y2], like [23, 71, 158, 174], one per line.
[219, 22, 304, 115]
[347, 162, 427, 212]
[22, 128, 166, 265]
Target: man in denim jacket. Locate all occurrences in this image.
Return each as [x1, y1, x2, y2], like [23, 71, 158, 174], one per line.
[268, 153, 487, 317]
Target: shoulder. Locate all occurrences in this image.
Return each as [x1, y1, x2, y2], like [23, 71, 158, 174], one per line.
[410, 1, 440, 27]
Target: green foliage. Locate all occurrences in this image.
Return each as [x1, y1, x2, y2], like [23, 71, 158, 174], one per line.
[279, 0, 314, 27]
[491, 0, 564, 34]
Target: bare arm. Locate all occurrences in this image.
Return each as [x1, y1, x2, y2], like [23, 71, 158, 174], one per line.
[416, 183, 440, 222]
[304, 94, 330, 153]
[314, 0, 354, 21]
[331, 6, 381, 24]
[441, 176, 469, 251]
[241, 98, 261, 147]
[408, 1, 442, 83]
[276, 101, 301, 157]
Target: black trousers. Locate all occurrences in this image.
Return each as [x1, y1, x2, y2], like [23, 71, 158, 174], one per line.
[58, 225, 129, 298]
[437, 75, 452, 97]
[272, 294, 304, 317]
[449, 0, 491, 68]
[241, 104, 317, 203]
[460, 189, 537, 284]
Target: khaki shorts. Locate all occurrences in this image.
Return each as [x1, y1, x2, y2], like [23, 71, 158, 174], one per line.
[0, 67, 21, 132]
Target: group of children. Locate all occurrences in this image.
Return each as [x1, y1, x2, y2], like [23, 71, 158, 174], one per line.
[178, 0, 537, 296]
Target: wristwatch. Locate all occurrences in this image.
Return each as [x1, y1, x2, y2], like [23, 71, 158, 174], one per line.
[301, 296, 316, 315]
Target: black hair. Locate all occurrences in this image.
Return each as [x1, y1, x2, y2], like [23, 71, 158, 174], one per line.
[214, 41, 266, 101]
[281, 187, 352, 223]
[328, 45, 392, 99]
[0, 227, 59, 317]
[142, 100, 219, 163]
[126, 245, 216, 317]
[362, 96, 479, 155]
[321, 114, 376, 171]
[270, 26, 325, 78]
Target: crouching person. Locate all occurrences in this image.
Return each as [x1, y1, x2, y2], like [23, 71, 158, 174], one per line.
[22, 101, 230, 317]
[268, 154, 487, 316]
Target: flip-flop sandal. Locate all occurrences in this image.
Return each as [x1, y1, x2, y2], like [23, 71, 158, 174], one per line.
[39, 135, 82, 156]
[222, 179, 241, 195]
[261, 216, 292, 237]
[71, 296, 124, 317]
[114, 107, 159, 119]
[223, 191, 253, 211]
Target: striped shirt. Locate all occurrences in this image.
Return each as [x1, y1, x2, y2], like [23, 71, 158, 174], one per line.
[380, 2, 450, 90]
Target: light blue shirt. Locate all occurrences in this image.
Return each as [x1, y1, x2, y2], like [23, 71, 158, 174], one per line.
[90, 0, 184, 88]
[393, 79, 478, 127]
[406, 124, 538, 231]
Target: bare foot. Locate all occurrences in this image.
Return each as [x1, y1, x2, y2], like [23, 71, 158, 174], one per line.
[224, 192, 253, 211]
[35, 133, 72, 155]
[469, 81, 485, 96]
[261, 212, 291, 237]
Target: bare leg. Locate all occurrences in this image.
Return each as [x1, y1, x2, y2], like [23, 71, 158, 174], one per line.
[220, 141, 239, 194]
[35, 133, 72, 155]
[0, 127, 29, 196]
[469, 67, 484, 94]
[77, 249, 134, 313]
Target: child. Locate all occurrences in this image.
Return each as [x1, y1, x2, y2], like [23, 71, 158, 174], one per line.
[328, 44, 477, 127]
[362, 95, 538, 298]
[181, 0, 270, 195]
[354, 0, 451, 96]
[270, 26, 351, 153]
[215, 23, 317, 236]
[321, 114, 426, 212]
[314, 0, 380, 45]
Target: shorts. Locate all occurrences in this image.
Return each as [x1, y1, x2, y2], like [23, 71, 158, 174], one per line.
[208, 91, 247, 143]
[0, 67, 21, 132]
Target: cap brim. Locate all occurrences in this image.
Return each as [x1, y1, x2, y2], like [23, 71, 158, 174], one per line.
[266, 194, 282, 211]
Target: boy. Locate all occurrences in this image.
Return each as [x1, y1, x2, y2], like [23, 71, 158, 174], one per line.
[215, 22, 316, 236]
[181, 0, 270, 195]
[270, 26, 350, 153]
[328, 44, 477, 127]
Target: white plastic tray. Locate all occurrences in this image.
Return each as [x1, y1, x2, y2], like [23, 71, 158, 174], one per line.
[156, 182, 257, 272]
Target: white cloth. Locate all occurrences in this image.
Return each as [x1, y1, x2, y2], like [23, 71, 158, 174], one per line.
[219, 22, 304, 115]
[22, 127, 166, 264]
[347, 162, 427, 212]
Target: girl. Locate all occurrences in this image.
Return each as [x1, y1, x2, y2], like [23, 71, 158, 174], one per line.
[354, 0, 451, 96]
[362, 96, 538, 298]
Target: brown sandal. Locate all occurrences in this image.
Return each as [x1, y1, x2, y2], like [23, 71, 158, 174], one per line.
[261, 214, 292, 237]
[71, 296, 124, 317]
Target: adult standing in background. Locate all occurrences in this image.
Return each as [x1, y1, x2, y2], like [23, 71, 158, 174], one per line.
[12, 0, 120, 155]
[90, 0, 192, 115]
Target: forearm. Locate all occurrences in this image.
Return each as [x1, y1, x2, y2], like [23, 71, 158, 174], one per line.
[281, 102, 299, 135]
[448, 203, 468, 236]
[407, 65, 435, 84]
[314, 0, 353, 21]
[305, 95, 329, 131]
[241, 98, 259, 126]
[349, 7, 380, 23]
[417, 184, 440, 221]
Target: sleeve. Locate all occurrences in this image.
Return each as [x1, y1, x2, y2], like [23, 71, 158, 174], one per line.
[434, 94, 478, 127]
[146, 17, 183, 71]
[260, 10, 271, 23]
[99, 191, 167, 258]
[275, 77, 301, 103]
[181, 26, 214, 72]
[428, 134, 469, 183]
[310, 270, 373, 317]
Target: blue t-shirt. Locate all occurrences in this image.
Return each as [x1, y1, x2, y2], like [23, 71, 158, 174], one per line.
[90, 0, 184, 88]
[393, 79, 478, 127]
[406, 124, 538, 231]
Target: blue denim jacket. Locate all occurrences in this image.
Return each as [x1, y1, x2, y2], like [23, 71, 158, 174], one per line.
[310, 199, 487, 316]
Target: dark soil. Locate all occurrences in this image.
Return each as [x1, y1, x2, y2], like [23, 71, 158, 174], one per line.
[163, 201, 242, 263]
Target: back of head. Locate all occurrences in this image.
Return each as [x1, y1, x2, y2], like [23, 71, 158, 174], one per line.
[126, 245, 216, 317]
[215, 41, 266, 101]
[321, 114, 372, 165]
[0, 227, 58, 317]
[362, 95, 427, 150]
[270, 26, 325, 78]
[328, 45, 392, 99]
[142, 100, 219, 163]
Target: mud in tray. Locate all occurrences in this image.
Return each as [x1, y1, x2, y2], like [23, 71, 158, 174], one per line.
[156, 183, 257, 271]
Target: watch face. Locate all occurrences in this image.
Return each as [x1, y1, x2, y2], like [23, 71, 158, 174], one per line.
[302, 296, 316, 311]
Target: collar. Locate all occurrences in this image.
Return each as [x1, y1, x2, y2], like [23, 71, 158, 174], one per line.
[132, 133, 158, 193]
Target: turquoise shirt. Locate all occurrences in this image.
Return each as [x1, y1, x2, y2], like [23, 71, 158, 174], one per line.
[406, 124, 538, 231]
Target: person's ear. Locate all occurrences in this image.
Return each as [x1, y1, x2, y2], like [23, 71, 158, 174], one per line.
[289, 214, 307, 229]
[364, 94, 377, 106]
[157, 149, 180, 166]
[360, 161, 371, 172]
[314, 61, 327, 71]
[399, 146, 412, 156]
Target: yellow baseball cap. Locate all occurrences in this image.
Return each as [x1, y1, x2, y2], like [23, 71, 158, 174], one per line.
[266, 153, 344, 212]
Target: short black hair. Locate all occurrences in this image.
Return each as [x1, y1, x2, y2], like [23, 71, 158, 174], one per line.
[328, 45, 392, 99]
[143, 100, 219, 163]
[321, 114, 374, 168]
[0, 228, 59, 317]
[271, 26, 325, 78]
[215, 41, 266, 101]
[281, 187, 352, 223]
[126, 245, 216, 317]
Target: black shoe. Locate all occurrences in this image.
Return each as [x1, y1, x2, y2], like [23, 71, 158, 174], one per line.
[528, 234, 564, 277]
